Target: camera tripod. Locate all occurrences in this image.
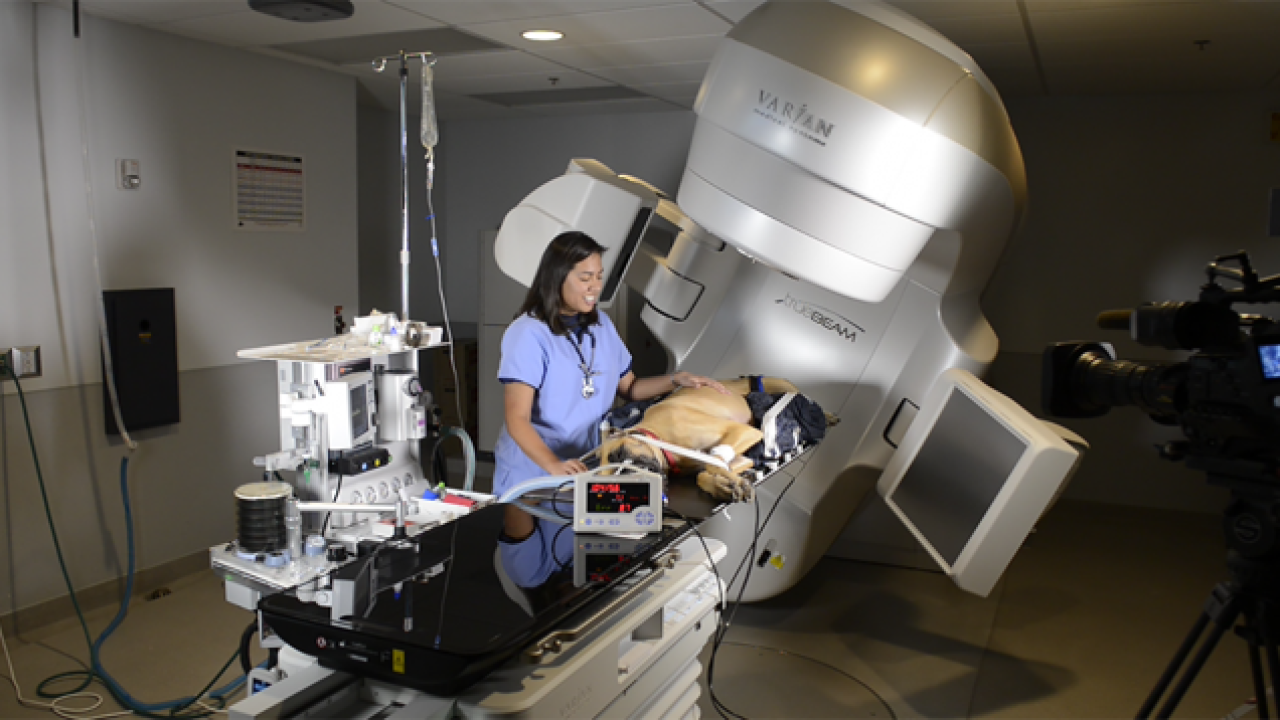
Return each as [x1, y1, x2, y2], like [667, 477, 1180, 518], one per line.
[1137, 551, 1280, 719]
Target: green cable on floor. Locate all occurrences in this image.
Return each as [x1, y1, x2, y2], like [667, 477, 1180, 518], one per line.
[8, 372, 243, 718]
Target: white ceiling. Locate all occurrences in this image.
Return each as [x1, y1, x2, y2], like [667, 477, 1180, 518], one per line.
[50, 0, 1280, 119]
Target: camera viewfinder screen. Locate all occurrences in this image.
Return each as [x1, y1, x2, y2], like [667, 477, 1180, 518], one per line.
[1259, 345, 1280, 380]
[587, 482, 649, 514]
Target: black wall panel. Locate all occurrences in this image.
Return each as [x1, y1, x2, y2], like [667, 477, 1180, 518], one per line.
[102, 288, 180, 434]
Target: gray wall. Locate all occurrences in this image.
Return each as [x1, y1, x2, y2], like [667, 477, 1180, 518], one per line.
[356, 105, 452, 327]
[983, 90, 1280, 514]
[438, 111, 698, 324]
[0, 2, 357, 615]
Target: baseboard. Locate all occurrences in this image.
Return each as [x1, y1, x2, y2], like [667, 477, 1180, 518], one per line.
[0, 549, 211, 639]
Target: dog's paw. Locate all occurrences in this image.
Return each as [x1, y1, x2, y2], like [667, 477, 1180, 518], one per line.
[824, 411, 840, 427]
[696, 471, 755, 503]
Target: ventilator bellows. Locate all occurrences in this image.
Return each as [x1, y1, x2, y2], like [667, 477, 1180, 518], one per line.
[234, 481, 292, 553]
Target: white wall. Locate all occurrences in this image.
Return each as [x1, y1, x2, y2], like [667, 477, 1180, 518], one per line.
[2, 3, 358, 394]
[0, 2, 358, 616]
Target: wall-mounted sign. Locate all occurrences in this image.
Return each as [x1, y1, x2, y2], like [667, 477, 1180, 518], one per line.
[234, 149, 305, 231]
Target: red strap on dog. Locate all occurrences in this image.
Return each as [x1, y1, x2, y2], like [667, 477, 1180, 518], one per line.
[632, 428, 681, 475]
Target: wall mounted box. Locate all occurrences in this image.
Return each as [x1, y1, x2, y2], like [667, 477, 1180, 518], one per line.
[102, 288, 180, 434]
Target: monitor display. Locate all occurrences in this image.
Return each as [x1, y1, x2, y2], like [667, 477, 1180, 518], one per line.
[324, 371, 375, 450]
[350, 384, 369, 441]
[586, 482, 650, 514]
[1259, 344, 1280, 380]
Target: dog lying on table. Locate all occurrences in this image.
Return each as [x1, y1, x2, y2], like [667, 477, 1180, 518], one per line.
[595, 377, 831, 502]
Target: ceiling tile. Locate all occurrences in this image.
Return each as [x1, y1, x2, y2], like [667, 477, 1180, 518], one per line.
[922, 12, 1026, 46]
[589, 60, 710, 85]
[701, 0, 764, 25]
[1026, 2, 1280, 44]
[434, 69, 613, 94]
[631, 80, 701, 106]
[461, 4, 730, 50]
[79, 0, 246, 25]
[981, 64, 1045, 98]
[1028, 0, 1212, 13]
[273, 27, 501, 64]
[157, 0, 444, 47]
[965, 41, 1037, 71]
[431, 91, 531, 119]
[529, 34, 722, 69]
[889, 1, 1019, 22]
[519, 97, 685, 116]
[366, 49, 576, 79]
[473, 85, 647, 107]
[386, 0, 690, 26]
[1045, 60, 1264, 96]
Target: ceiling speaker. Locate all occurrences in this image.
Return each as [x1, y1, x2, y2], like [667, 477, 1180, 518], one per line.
[249, 0, 354, 22]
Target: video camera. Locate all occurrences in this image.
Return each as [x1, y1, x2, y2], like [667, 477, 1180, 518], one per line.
[1041, 251, 1280, 561]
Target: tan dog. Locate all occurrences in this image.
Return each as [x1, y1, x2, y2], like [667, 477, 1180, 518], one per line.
[597, 377, 823, 502]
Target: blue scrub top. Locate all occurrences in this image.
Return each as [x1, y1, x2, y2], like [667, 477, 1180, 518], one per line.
[494, 312, 631, 497]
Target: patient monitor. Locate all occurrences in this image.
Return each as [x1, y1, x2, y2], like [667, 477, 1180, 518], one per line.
[495, 0, 1078, 599]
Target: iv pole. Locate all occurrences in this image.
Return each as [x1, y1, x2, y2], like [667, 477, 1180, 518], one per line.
[373, 51, 436, 323]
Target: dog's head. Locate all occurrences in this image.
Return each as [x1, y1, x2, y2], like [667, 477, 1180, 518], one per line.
[597, 432, 665, 476]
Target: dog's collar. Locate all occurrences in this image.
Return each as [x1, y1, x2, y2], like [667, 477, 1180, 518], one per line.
[631, 428, 681, 473]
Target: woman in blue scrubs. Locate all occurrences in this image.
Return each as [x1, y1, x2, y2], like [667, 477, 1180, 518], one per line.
[495, 231, 725, 542]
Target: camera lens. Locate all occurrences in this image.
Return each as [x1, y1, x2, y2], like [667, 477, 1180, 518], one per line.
[1070, 352, 1184, 419]
[1042, 342, 1185, 419]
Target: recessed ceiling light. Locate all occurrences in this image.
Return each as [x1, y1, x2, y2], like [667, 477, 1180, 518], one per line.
[522, 29, 564, 42]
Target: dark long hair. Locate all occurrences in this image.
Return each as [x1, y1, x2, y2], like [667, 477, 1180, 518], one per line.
[516, 231, 607, 336]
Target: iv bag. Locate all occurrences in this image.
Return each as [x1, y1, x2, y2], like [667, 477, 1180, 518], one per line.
[420, 62, 439, 150]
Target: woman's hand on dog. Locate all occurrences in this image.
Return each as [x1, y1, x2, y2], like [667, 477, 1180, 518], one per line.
[672, 372, 730, 394]
[547, 458, 589, 475]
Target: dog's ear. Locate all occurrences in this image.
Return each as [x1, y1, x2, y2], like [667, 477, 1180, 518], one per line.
[607, 438, 664, 476]
[596, 437, 622, 470]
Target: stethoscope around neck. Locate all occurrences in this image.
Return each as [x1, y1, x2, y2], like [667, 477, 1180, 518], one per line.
[564, 327, 599, 399]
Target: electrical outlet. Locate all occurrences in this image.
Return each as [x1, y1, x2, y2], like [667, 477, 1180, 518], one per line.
[4, 346, 42, 379]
